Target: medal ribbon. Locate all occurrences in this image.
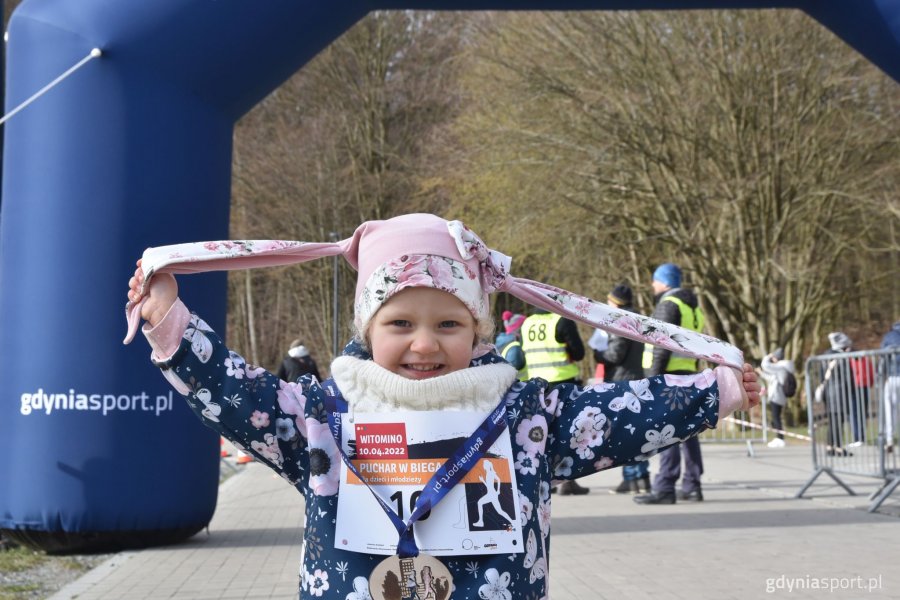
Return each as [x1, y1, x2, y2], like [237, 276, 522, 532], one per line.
[323, 379, 509, 558]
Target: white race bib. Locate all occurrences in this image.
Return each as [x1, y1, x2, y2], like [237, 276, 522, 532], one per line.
[334, 409, 523, 556]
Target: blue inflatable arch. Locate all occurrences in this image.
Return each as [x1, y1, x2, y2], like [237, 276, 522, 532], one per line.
[1, 0, 898, 552]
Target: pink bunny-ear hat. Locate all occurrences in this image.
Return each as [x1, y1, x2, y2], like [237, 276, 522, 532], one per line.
[124, 213, 743, 369]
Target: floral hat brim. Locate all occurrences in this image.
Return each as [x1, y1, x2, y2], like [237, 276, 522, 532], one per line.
[353, 254, 491, 339]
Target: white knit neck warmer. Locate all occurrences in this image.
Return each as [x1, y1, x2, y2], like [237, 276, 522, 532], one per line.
[329, 356, 517, 413]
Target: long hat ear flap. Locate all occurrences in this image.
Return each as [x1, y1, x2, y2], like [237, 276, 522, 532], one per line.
[443, 217, 742, 368]
[500, 276, 743, 369]
[124, 238, 351, 344]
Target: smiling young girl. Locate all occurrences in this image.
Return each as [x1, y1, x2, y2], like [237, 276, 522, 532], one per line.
[126, 213, 759, 599]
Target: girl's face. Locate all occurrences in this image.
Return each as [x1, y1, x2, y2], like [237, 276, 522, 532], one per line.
[368, 287, 477, 379]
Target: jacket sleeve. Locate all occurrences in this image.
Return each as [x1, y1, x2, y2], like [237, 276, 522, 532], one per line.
[761, 355, 795, 381]
[760, 355, 780, 382]
[507, 344, 526, 370]
[646, 299, 681, 376]
[600, 335, 629, 367]
[143, 301, 313, 487]
[275, 359, 288, 381]
[543, 368, 740, 481]
[555, 317, 585, 362]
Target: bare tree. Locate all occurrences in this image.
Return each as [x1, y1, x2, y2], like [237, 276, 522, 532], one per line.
[440, 9, 899, 372]
[228, 11, 471, 371]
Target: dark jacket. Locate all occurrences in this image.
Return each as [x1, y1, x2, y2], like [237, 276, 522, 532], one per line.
[593, 306, 645, 382]
[276, 355, 321, 383]
[556, 317, 585, 362]
[819, 349, 851, 413]
[494, 332, 526, 370]
[645, 287, 701, 377]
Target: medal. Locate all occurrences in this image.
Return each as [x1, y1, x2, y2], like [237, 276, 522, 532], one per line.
[369, 553, 453, 600]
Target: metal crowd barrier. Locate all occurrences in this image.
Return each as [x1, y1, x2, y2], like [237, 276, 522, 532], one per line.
[701, 402, 768, 456]
[796, 347, 900, 512]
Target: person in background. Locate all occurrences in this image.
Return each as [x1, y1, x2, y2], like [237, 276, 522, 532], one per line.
[818, 331, 872, 449]
[276, 339, 322, 383]
[881, 321, 900, 454]
[494, 311, 527, 380]
[521, 309, 587, 495]
[759, 348, 796, 448]
[586, 327, 609, 383]
[521, 310, 585, 386]
[848, 345, 875, 448]
[594, 284, 650, 494]
[634, 263, 707, 505]
[815, 332, 854, 456]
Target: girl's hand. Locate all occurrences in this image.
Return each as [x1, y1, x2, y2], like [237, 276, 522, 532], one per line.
[127, 259, 178, 327]
[740, 362, 761, 410]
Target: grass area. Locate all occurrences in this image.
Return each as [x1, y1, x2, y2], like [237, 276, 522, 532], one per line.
[0, 583, 42, 600]
[0, 546, 47, 573]
[0, 543, 105, 600]
[0, 546, 49, 600]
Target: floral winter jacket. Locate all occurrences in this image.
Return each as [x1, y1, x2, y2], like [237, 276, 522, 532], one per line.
[145, 300, 742, 599]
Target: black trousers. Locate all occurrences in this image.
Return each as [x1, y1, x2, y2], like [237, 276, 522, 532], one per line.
[770, 403, 785, 440]
[653, 436, 703, 493]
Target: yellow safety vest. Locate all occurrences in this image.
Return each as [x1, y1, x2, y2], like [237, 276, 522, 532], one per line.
[500, 339, 529, 380]
[642, 295, 706, 373]
[521, 313, 580, 382]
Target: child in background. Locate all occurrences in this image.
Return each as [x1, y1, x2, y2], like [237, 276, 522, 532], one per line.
[125, 213, 759, 599]
[494, 310, 527, 380]
[759, 347, 796, 448]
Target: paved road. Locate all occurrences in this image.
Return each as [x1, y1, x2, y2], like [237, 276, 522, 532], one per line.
[50, 444, 900, 599]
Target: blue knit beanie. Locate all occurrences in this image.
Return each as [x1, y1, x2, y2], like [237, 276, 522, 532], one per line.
[652, 263, 682, 288]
